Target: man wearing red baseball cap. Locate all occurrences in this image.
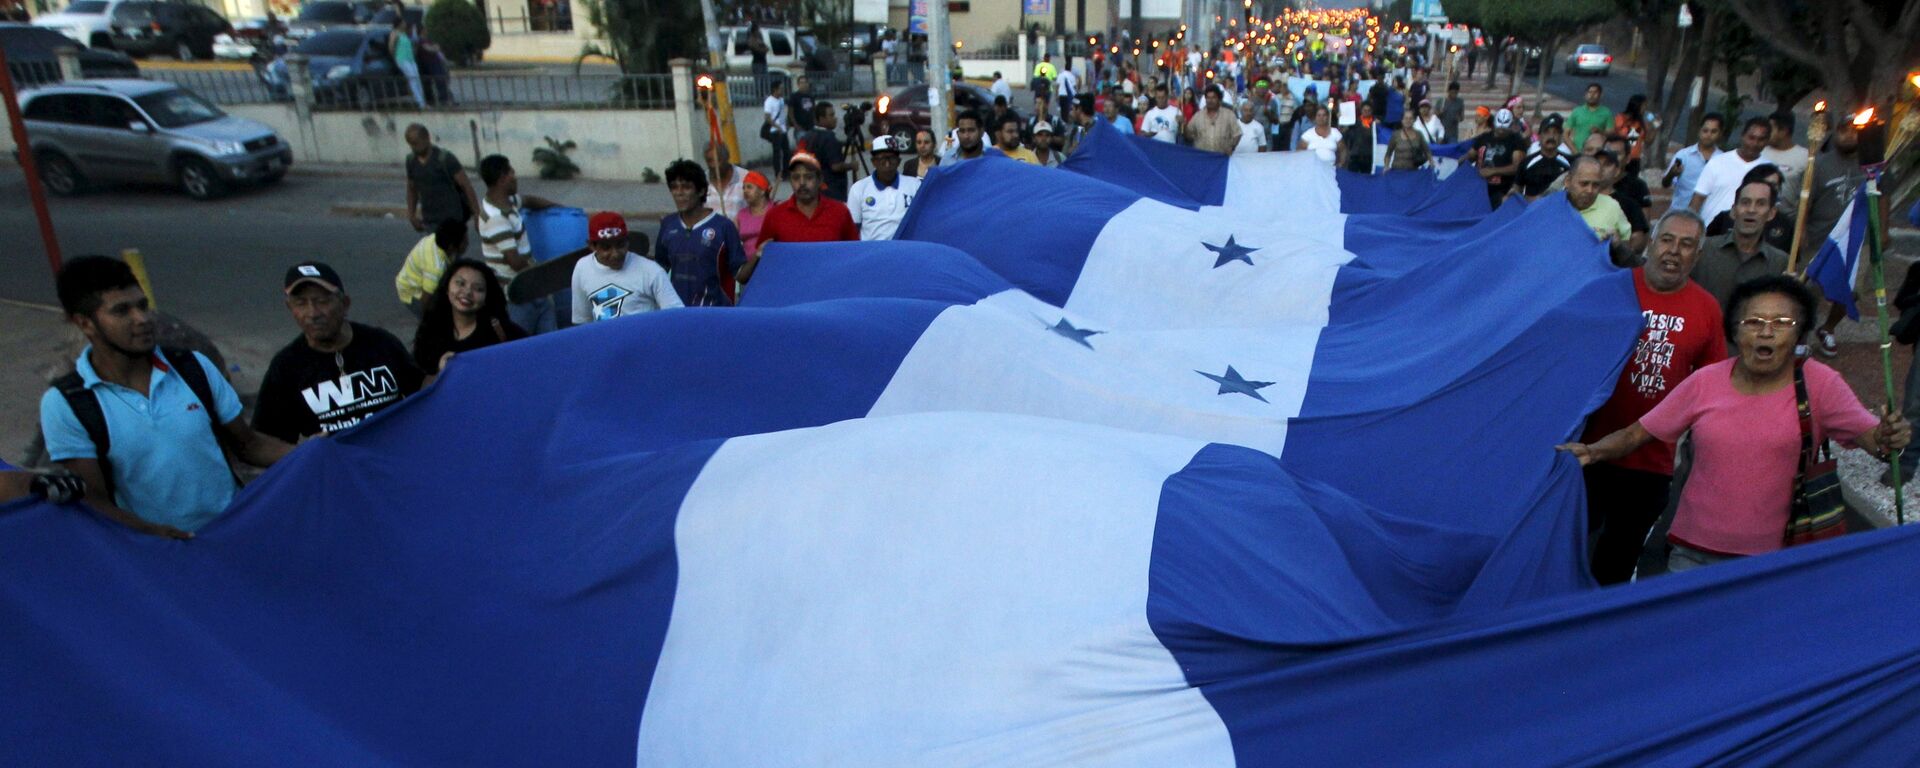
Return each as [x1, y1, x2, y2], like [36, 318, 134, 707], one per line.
[570, 211, 681, 324]
[739, 151, 857, 285]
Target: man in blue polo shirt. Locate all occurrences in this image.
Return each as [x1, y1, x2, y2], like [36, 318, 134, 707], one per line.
[39, 256, 296, 538]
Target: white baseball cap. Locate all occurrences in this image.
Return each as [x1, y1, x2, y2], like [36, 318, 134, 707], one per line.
[869, 135, 904, 154]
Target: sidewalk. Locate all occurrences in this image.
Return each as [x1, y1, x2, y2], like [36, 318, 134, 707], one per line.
[294, 162, 681, 221]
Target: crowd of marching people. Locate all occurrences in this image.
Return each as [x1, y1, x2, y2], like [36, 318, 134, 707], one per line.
[11, 9, 1914, 588]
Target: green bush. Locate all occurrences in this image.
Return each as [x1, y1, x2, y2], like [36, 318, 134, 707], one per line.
[425, 0, 490, 67]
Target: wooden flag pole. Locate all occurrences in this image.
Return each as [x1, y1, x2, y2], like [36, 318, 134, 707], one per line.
[1785, 101, 1828, 275]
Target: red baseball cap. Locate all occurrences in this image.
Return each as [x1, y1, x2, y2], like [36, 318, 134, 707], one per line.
[588, 211, 627, 244]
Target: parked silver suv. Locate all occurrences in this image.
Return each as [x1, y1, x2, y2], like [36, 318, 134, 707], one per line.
[19, 79, 292, 200]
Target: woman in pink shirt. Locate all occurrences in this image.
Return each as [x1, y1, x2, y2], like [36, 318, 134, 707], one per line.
[1560, 276, 1910, 572]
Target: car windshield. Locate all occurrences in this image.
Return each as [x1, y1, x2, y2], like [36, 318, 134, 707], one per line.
[0, 27, 76, 54]
[297, 29, 364, 56]
[297, 2, 355, 23]
[66, 0, 110, 12]
[113, 3, 157, 25]
[1577, 45, 1605, 54]
[136, 89, 226, 128]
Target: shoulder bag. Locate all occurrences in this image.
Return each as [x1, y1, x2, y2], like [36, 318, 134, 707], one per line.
[1786, 361, 1848, 546]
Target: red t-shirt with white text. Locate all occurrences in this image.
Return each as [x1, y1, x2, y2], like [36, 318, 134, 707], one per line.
[1581, 268, 1727, 475]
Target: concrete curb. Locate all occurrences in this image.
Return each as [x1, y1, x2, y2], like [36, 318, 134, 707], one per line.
[327, 201, 671, 221]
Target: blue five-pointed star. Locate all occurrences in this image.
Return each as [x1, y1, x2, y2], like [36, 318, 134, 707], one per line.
[1197, 365, 1275, 403]
[1048, 318, 1102, 349]
[1202, 235, 1259, 268]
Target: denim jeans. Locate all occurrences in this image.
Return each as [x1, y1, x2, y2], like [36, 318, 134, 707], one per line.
[1667, 542, 1739, 573]
[508, 296, 555, 335]
[397, 59, 425, 108]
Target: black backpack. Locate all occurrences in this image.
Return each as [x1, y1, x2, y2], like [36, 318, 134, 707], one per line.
[52, 347, 230, 500]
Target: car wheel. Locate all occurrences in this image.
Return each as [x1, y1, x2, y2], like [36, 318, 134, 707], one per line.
[261, 168, 287, 184]
[890, 123, 912, 147]
[36, 151, 85, 196]
[177, 157, 225, 200]
[175, 39, 195, 61]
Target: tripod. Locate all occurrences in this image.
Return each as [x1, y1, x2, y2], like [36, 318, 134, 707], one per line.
[843, 105, 871, 180]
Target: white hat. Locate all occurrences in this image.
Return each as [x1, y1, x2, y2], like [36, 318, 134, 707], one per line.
[1493, 108, 1514, 128]
[870, 135, 904, 154]
[1033, 121, 1055, 134]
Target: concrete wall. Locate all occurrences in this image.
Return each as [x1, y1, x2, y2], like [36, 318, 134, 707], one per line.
[225, 104, 685, 181]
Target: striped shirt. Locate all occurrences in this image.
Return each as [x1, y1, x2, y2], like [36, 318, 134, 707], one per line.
[479, 194, 528, 284]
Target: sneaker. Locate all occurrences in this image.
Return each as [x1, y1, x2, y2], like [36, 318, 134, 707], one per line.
[1816, 329, 1839, 358]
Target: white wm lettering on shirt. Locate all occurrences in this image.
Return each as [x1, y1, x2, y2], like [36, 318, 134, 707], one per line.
[301, 367, 401, 414]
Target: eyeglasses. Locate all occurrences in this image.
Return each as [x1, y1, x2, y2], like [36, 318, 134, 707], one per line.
[1738, 316, 1798, 332]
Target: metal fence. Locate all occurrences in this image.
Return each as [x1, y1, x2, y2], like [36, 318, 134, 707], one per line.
[145, 68, 281, 105]
[300, 72, 676, 111]
[956, 43, 1017, 61]
[884, 63, 925, 87]
[488, 8, 572, 34]
[7, 61, 67, 90]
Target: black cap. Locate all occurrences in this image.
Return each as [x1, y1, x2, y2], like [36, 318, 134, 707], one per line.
[1540, 113, 1565, 130]
[283, 261, 344, 295]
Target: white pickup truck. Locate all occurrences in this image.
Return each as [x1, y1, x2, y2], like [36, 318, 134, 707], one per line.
[719, 25, 820, 72]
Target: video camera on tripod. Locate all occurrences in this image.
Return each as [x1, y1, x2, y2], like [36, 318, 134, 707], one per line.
[843, 101, 874, 176]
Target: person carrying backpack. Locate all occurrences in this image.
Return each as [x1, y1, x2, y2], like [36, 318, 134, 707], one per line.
[39, 257, 296, 538]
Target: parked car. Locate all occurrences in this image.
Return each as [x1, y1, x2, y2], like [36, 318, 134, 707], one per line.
[30, 0, 129, 48]
[838, 25, 880, 65]
[106, 1, 231, 61]
[721, 24, 813, 72]
[260, 27, 404, 107]
[1518, 45, 1544, 77]
[0, 23, 139, 85]
[367, 4, 422, 30]
[1565, 43, 1611, 76]
[213, 16, 285, 60]
[284, 0, 376, 42]
[868, 82, 999, 146]
[18, 79, 291, 199]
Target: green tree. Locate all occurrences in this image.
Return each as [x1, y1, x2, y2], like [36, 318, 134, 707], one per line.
[578, 0, 702, 73]
[1722, 0, 1920, 109]
[425, 0, 490, 66]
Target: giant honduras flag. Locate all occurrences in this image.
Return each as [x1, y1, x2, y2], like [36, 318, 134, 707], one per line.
[1806, 180, 1873, 319]
[8, 150, 1920, 765]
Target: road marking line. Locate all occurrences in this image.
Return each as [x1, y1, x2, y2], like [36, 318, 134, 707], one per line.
[0, 297, 64, 314]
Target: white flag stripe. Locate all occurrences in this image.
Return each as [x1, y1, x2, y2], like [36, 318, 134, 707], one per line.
[870, 290, 1316, 458]
[1220, 150, 1344, 214]
[636, 413, 1235, 766]
[1067, 199, 1352, 330]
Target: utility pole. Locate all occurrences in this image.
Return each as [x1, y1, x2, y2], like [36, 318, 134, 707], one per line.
[0, 42, 62, 278]
[928, 0, 953, 142]
[697, 0, 740, 163]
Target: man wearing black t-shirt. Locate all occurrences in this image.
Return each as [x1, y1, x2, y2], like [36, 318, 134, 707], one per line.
[253, 262, 423, 443]
[786, 74, 817, 133]
[1470, 108, 1529, 208]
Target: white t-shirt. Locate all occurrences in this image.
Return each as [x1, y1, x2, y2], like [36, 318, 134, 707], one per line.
[1141, 106, 1181, 143]
[1234, 119, 1265, 154]
[1057, 68, 1078, 99]
[1413, 115, 1444, 144]
[847, 172, 922, 241]
[1760, 144, 1808, 212]
[763, 95, 787, 134]
[570, 251, 682, 323]
[707, 164, 749, 220]
[478, 194, 528, 284]
[1299, 127, 1342, 164]
[1692, 150, 1767, 223]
